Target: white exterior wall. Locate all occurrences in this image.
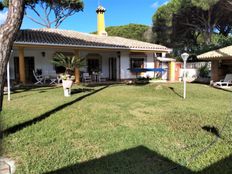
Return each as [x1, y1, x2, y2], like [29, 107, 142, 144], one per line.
[162, 52, 166, 58]
[10, 47, 163, 81]
[161, 62, 169, 80]
[10, 48, 58, 79]
[119, 51, 156, 79]
[120, 51, 135, 79]
[10, 48, 119, 80]
[144, 53, 155, 78]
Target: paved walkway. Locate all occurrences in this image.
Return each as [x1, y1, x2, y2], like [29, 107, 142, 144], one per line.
[0, 158, 15, 174]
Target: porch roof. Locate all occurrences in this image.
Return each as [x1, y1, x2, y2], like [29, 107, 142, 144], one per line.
[14, 28, 171, 52]
[198, 45, 232, 60]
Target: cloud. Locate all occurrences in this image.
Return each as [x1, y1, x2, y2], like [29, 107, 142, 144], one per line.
[151, 0, 169, 10]
[162, 0, 169, 6]
[151, 2, 159, 9]
[0, 11, 8, 24]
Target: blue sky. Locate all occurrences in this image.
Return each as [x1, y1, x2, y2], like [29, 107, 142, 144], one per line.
[0, 0, 169, 33]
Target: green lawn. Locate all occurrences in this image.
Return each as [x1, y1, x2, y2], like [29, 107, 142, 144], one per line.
[1, 83, 232, 174]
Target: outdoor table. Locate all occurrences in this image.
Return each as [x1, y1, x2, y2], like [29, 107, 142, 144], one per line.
[91, 73, 99, 82]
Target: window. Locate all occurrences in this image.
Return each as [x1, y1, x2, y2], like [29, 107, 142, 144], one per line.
[156, 53, 162, 57]
[86, 53, 102, 74]
[87, 59, 100, 74]
[130, 58, 144, 69]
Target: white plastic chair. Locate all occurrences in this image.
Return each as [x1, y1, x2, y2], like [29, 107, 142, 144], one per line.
[214, 74, 232, 87]
[82, 73, 92, 83]
[57, 74, 62, 84]
[33, 70, 44, 85]
[98, 73, 107, 82]
[49, 75, 58, 85]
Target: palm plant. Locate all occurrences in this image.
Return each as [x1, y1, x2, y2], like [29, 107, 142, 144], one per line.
[198, 63, 210, 78]
[52, 53, 85, 73]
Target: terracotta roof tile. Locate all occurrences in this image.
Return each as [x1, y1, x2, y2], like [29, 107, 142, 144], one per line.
[198, 45, 232, 60]
[14, 28, 170, 51]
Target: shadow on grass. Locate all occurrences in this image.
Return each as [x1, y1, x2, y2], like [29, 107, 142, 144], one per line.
[4, 86, 61, 99]
[45, 146, 191, 174]
[85, 82, 123, 87]
[169, 87, 183, 98]
[11, 86, 60, 94]
[9, 87, 94, 100]
[202, 125, 220, 138]
[1, 86, 109, 138]
[71, 88, 94, 95]
[44, 145, 232, 174]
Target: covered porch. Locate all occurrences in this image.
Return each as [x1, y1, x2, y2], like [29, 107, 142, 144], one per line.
[198, 45, 232, 82]
[10, 46, 122, 85]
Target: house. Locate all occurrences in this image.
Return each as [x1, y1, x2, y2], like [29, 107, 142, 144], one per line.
[198, 45, 232, 81]
[10, 5, 173, 84]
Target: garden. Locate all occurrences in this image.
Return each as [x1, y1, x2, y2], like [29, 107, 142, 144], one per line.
[1, 83, 232, 174]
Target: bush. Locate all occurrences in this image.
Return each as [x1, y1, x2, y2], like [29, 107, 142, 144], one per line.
[198, 63, 210, 78]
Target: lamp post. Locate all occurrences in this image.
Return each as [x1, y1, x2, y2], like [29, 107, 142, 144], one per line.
[181, 52, 189, 99]
[7, 50, 13, 102]
[7, 61, 10, 101]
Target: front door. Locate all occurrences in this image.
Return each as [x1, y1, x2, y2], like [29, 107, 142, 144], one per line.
[87, 59, 100, 74]
[14, 57, 35, 83]
[25, 57, 35, 83]
[109, 57, 117, 81]
[14, 57, 20, 83]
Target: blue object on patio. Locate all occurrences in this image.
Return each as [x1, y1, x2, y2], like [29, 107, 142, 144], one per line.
[129, 68, 166, 73]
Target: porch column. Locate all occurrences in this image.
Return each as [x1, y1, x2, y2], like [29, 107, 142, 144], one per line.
[168, 61, 175, 82]
[154, 58, 160, 68]
[74, 50, 80, 84]
[18, 47, 26, 84]
[211, 60, 223, 81]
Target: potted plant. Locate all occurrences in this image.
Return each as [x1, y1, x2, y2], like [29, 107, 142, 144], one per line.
[52, 53, 85, 97]
[60, 74, 75, 97]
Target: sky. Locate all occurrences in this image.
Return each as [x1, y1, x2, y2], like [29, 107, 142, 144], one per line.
[0, 0, 169, 33]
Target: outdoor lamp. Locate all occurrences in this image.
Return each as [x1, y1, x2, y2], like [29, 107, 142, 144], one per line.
[41, 51, 46, 57]
[181, 52, 189, 99]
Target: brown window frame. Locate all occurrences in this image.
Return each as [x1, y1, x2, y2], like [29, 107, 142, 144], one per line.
[130, 58, 145, 69]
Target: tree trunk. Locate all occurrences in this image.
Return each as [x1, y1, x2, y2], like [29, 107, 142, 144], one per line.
[0, 0, 25, 111]
[204, 9, 212, 45]
[204, 31, 212, 45]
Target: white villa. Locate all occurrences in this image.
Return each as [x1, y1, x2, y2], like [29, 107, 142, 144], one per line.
[9, 5, 173, 84]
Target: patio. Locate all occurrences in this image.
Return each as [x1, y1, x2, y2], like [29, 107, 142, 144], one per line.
[9, 48, 122, 85]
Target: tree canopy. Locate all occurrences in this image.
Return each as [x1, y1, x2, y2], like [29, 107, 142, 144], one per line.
[92, 24, 151, 42]
[0, 0, 84, 28]
[152, 0, 232, 56]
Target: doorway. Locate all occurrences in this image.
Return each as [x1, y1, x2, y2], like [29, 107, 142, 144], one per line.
[14, 57, 35, 83]
[109, 57, 117, 81]
[87, 59, 100, 74]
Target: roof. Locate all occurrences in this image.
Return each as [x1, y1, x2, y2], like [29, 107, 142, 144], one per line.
[14, 28, 171, 52]
[198, 45, 232, 60]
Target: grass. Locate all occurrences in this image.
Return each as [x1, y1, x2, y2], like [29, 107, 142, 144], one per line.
[1, 83, 232, 174]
